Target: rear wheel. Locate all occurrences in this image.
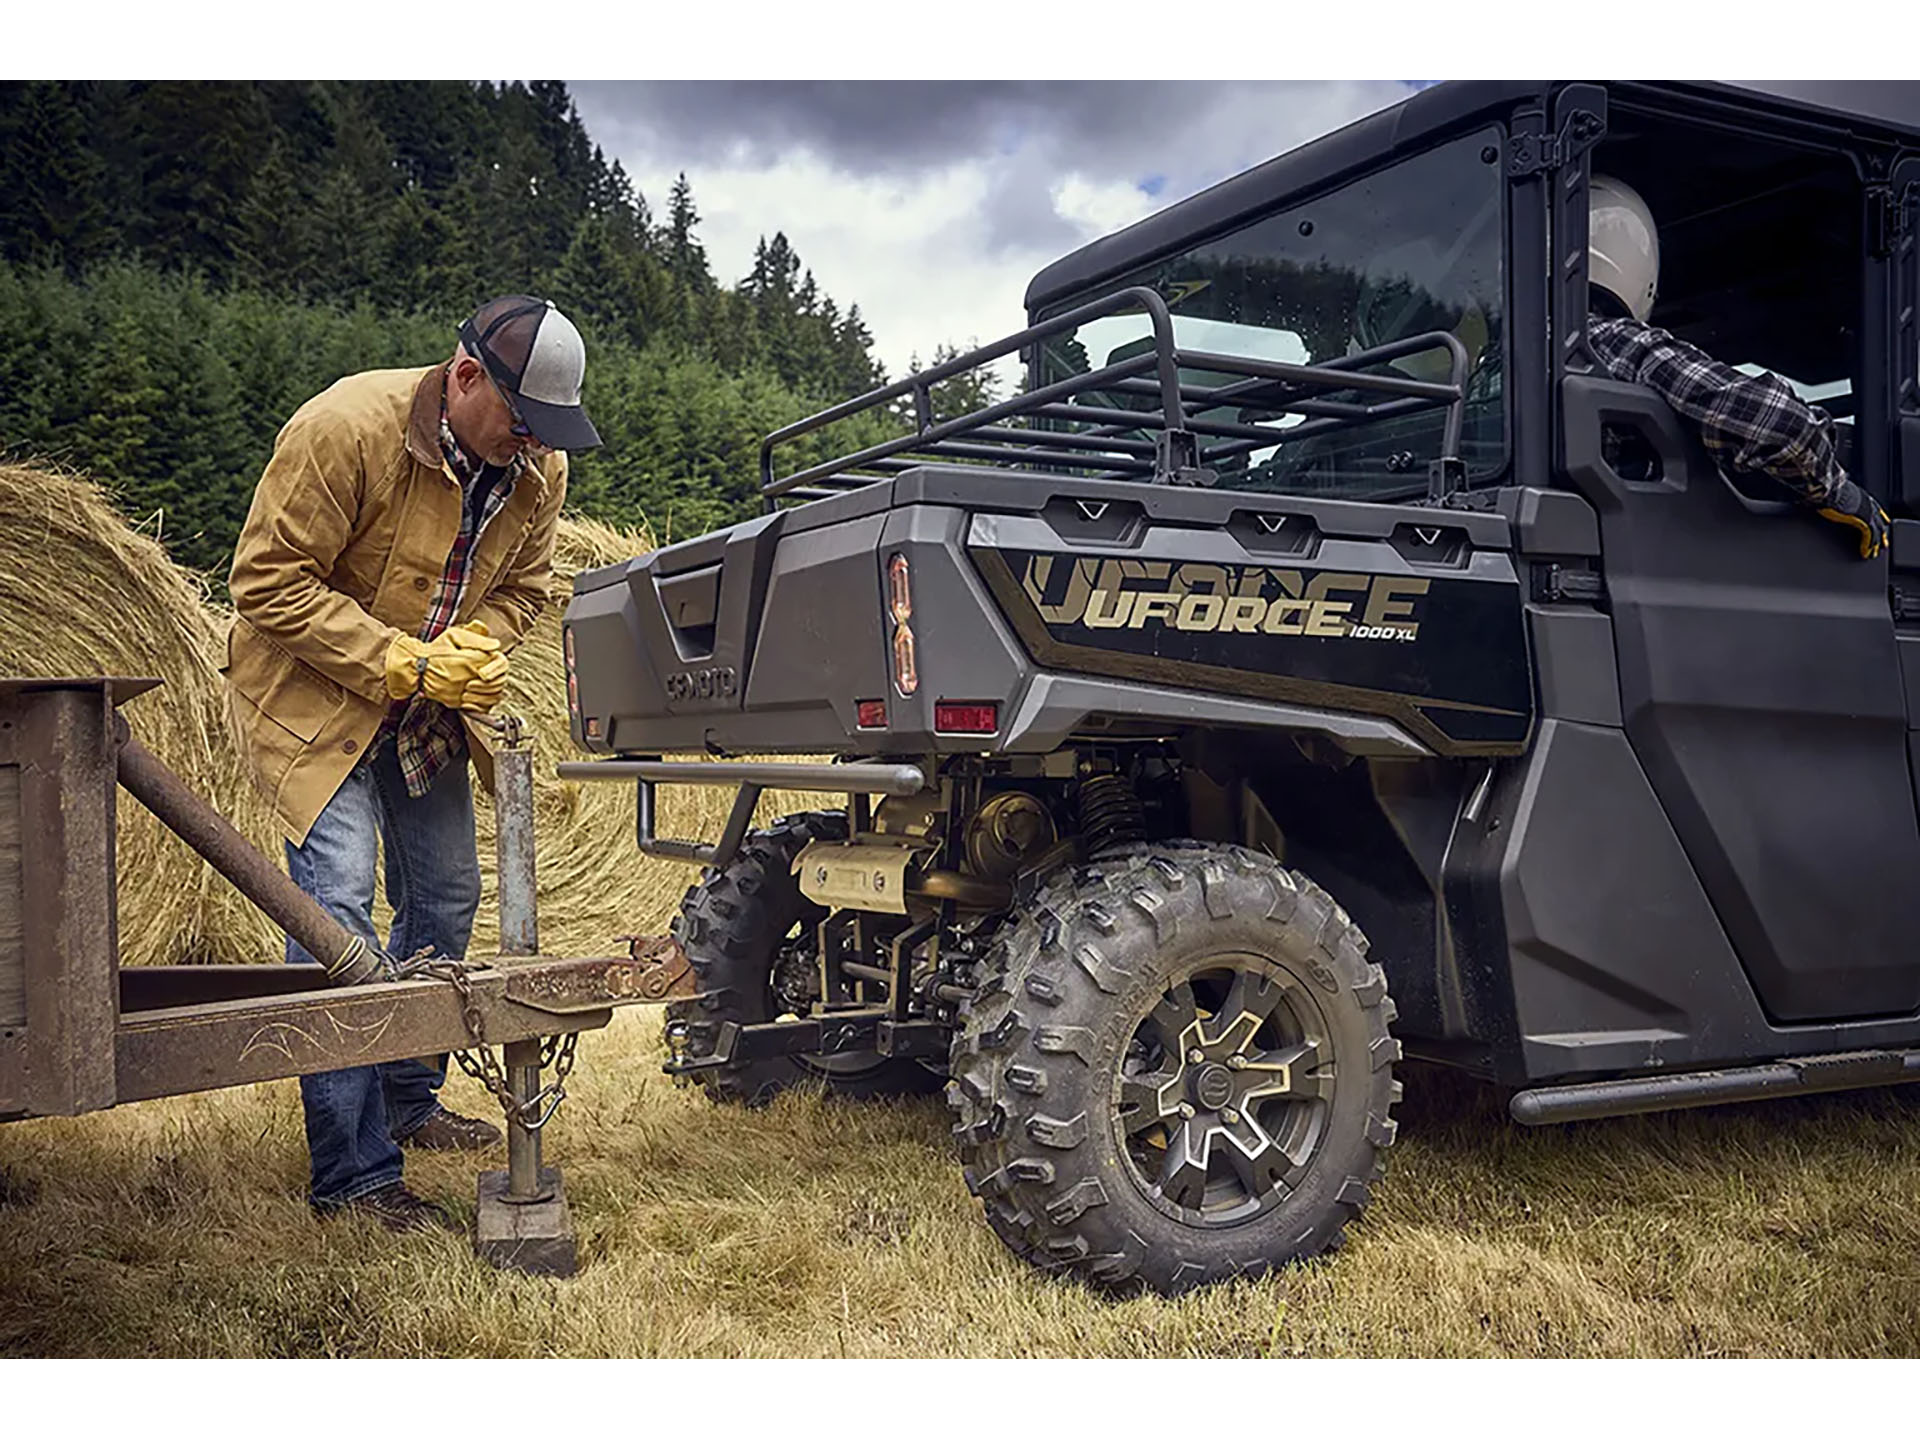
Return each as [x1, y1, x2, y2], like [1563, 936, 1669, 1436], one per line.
[947, 842, 1401, 1294]
[667, 812, 946, 1106]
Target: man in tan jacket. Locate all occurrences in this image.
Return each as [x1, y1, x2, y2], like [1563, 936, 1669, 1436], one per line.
[225, 296, 597, 1231]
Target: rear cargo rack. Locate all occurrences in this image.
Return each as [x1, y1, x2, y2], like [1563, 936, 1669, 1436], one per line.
[760, 285, 1470, 510]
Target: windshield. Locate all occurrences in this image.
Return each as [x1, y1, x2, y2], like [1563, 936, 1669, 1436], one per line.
[1033, 126, 1508, 498]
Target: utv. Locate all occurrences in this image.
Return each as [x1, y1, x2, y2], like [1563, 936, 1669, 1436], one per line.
[559, 80, 1920, 1295]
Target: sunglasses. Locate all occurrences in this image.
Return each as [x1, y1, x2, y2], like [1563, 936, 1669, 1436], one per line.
[482, 366, 537, 442]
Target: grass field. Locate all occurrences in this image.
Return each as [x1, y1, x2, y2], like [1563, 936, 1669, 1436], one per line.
[4, 1011, 1917, 1358]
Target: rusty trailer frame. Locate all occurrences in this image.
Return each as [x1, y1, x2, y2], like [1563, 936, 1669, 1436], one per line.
[0, 677, 688, 1274]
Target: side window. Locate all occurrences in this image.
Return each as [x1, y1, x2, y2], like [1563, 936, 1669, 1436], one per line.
[1035, 127, 1509, 500]
[1589, 123, 1861, 500]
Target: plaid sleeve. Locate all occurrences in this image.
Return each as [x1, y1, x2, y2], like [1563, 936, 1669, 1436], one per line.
[1587, 318, 1845, 505]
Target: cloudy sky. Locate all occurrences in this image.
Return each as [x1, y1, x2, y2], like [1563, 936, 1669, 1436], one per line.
[567, 81, 1424, 384]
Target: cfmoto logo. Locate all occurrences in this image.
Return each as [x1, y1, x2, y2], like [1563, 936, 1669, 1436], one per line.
[665, 665, 739, 702]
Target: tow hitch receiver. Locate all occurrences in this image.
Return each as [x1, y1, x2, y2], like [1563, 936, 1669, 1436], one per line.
[665, 1008, 947, 1074]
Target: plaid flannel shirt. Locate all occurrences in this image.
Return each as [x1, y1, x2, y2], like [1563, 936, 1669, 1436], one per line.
[378, 372, 526, 796]
[1588, 317, 1846, 506]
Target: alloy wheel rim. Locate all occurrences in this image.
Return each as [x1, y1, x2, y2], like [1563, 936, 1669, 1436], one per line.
[1112, 953, 1335, 1227]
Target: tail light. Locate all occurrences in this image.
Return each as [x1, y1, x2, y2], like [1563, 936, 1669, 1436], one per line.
[892, 626, 918, 696]
[563, 625, 582, 728]
[886, 553, 918, 696]
[934, 701, 998, 734]
[887, 553, 913, 624]
[856, 700, 888, 728]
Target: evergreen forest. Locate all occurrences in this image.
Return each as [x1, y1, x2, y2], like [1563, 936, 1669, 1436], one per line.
[0, 80, 1000, 576]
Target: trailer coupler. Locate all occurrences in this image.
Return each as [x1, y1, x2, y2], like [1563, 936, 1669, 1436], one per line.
[664, 1009, 949, 1075]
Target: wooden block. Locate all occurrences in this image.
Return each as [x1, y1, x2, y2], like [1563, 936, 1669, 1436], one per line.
[473, 1167, 577, 1278]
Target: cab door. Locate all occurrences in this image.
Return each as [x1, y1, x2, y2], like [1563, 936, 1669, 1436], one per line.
[1552, 125, 1920, 1026]
[1883, 155, 1920, 933]
[1888, 157, 1920, 517]
[1560, 375, 1920, 1023]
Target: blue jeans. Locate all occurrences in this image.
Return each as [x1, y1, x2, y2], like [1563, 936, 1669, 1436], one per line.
[284, 733, 481, 1206]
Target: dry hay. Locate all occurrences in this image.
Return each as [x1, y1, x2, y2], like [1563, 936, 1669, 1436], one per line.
[0, 460, 765, 969]
[467, 513, 827, 957]
[0, 463, 282, 967]
[466, 513, 687, 959]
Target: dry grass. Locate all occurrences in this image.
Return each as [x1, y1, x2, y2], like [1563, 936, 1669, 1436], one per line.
[3, 1034, 1918, 1357]
[1, 462, 1917, 1357]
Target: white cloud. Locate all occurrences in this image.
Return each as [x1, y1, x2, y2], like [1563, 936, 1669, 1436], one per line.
[625, 151, 1054, 384]
[1050, 175, 1159, 243]
[584, 82, 1425, 391]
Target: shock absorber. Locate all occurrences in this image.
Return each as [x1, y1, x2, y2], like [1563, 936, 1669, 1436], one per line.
[1078, 772, 1146, 856]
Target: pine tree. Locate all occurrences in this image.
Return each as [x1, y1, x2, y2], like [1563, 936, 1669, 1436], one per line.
[550, 213, 669, 352]
[309, 163, 391, 298]
[0, 79, 905, 566]
[835, 304, 885, 395]
[236, 141, 317, 294]
[665, 173, 709, 292]
[125, 82, 275, 272]
[893, 341, 1003, 427]
[0, 83, 118, 270]
[703, 289, 762, 375]
[383, 185, 460, 313]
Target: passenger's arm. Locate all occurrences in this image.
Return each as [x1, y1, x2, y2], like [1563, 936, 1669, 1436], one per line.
[1588, 318, 1845, 505]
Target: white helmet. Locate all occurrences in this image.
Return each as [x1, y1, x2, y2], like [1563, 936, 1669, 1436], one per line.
[1589, 174, 1660, 322]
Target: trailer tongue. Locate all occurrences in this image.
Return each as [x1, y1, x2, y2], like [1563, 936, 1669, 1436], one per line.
[0, 676, 690, 1276]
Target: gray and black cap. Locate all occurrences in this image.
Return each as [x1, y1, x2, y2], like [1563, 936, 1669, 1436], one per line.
[459, 295, 602, 452]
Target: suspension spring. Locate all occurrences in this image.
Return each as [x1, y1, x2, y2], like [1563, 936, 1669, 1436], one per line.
[1078, 772, 1147, 856]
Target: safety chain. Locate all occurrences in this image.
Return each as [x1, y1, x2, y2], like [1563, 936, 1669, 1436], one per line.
[394, 946, 577, 1133]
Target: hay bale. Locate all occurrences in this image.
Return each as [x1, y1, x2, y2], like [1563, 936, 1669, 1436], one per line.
[0, 460, 807, 967]
[0, 463, 281, 967]
[466, 513, 692, 958]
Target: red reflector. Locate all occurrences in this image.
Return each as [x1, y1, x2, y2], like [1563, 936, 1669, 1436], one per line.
[567, 671, 579, 713]
[856, 700, 888, 728]
[934, 701, 998, 734]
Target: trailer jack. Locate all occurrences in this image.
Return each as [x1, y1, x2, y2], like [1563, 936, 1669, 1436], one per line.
[467, 736, 705, 1276]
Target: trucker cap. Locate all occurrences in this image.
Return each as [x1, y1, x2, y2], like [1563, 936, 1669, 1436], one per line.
[458, 295, 602, 452]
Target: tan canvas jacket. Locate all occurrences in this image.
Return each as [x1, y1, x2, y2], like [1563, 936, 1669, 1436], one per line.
[223, 363, 568, 846]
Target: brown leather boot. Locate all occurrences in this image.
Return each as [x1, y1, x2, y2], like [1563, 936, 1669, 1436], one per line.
[397, 1107, 503, 1151]
[316, 1182, 456, 1233]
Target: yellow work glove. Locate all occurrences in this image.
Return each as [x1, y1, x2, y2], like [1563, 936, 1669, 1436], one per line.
[384, 623, 506, 708]
[1815, 479, 1890, 560]
[443, 620, 501, 652]
[448, 621, 510, 713]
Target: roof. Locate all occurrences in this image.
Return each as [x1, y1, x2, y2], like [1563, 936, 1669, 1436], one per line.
[1687, 81, 1920, 142]
[1025, 80, 1920, 316]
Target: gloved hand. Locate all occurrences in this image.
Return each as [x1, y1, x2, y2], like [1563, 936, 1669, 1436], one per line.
[448, 621, 510, 713]
[453, 650, 510, 713]
[1816, 478, 1890, 560]
[385, 623, 507, 708]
